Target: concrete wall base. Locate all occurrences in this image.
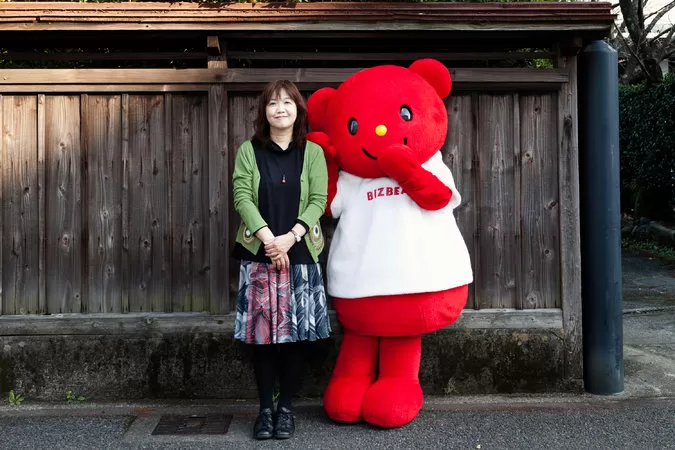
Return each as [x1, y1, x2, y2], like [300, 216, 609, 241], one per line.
[0, 315, 580, 400]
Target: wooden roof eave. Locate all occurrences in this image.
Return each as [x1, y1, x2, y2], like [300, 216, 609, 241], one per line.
[0, 1, 615, 38]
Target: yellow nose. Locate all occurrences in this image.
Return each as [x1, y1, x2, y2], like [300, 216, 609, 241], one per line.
[375, 125, 387, 137]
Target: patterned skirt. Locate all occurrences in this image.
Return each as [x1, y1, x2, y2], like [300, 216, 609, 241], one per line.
[234, 261, 331, 345]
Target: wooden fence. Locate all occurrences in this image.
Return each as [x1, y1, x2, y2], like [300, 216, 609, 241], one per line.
[0, 66, 579, 324]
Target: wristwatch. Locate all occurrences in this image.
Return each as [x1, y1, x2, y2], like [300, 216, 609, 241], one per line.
[290, 229, 302, 243]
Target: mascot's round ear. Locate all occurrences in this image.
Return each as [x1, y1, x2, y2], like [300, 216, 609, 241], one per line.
[409, 59, 452, 99]
[307, 87, 336, 131]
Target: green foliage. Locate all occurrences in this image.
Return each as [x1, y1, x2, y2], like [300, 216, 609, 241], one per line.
[8, 390, 24, 406]
[619, 74, 675, 220]
[65, 390, 86, 405]
[622, 237, 675, 260]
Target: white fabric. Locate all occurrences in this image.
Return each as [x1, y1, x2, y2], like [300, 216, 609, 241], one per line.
[327, 151, 473, 298]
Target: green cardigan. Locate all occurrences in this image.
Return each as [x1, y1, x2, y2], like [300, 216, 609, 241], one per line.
[232, 139, 328, 263]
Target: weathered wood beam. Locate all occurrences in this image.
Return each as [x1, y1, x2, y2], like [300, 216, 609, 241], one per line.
[0, 67, 569, 86]
[207, 36, 227, 69]
[1, 52, 207, 61]
[0, 22, 614, 33]
[227, 51, 556, 62]
[557, 55, 583, 381]
[206, 36, 221, 57]
[0, 308, 564, 336]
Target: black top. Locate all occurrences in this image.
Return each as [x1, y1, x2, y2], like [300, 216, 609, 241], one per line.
[233, 139, 314, 264]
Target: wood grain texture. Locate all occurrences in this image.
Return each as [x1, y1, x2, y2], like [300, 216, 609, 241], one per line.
[2, 96, 39, 315]
[208, 86, 229, 313]
[0, 308, 563, 336]
[558, 56, 583, 380]
[442, 94, 478, 309]
[85, 95, 123, 313]
[45, 95, 82, 314]
[169, 94, 208, 312]
[0, 68, 568, 87]
[520, 94, 560, 309]
[227, 94, 258, 304]
[121, 94, 130, 313]
[475, 94, 518, 309]
[37, 95, 46, 314]
[127, 95, 169, 313]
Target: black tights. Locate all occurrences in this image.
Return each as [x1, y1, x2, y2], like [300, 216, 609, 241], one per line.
[252, 343, 302, 411]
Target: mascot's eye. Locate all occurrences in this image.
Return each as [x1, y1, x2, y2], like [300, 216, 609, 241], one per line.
[348, 118, 359, 135]
[400, 105, 413, 121]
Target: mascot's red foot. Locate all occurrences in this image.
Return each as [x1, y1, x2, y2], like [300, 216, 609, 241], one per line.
[323, 375, 374, 423]
[362, 335, 423, 428]
[362, 378, 423, 428]
[323, 333, 378, 423]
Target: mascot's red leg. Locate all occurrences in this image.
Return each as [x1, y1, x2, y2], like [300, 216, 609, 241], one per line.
[323, 331, 378, 423]
[362, 336, 423, 428]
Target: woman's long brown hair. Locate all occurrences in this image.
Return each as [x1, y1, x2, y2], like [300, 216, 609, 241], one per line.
[252, 80, 307, 148]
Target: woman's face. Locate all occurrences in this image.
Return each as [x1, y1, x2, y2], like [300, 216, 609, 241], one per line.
[266, 88, 297, 134]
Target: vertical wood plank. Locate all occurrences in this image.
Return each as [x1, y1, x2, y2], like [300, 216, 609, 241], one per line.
[172, 94, 192, 312]
[128, 94, 168, 312]
[86, 95, 122, 313]
[193, 95, 208, 312]
[442, 94, 477, 309]
[208, 85, 229, 313]
[513, 93, 523, 310]
[227, 94, 258, 303]
[170, 94, 208, 312]
[520, 94, 560, 309]
[164, 93, 174, 313]
[475, 94, 518, 309]
[45, 95, 82, 314]
[37, 95, 46, 314]
[559, 56, 583, 380]
[121, 94, 130, 313]
[2, 96, 39, 315]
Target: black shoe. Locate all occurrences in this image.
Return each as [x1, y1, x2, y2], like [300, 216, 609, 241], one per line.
[274, 406, 295, 439]
[253, 408, 274, 440]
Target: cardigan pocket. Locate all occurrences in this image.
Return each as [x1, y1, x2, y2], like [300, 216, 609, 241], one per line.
[307, 223, 325, 254]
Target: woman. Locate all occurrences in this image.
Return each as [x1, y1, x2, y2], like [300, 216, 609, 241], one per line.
[232, 80, 330, 440]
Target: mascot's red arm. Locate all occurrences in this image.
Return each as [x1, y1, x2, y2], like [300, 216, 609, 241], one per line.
[378, 144, 452, 211]
[307, 131, 339, 216]
[307, 87, 341, 217]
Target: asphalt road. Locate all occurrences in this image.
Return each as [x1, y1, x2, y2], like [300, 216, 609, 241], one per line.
[1, 400, 675, 450]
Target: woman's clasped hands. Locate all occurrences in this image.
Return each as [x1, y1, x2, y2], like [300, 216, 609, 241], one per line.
[264, 232, 296, 271]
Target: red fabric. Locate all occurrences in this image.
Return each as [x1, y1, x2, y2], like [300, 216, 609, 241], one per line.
[308, 59, 468, 428]
[323, 333, 378, 423]
[362, 336, 423, 428]
[323, 288, 468, 428]
[333, 286, 468, 337]
[323, 333, 425, 428]
[306, 61, 451, 180]
[377, 144, 452, 210]
[306, 131, 338, 216]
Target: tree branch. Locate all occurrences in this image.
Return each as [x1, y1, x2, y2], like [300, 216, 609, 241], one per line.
[649, 24, 675, 43]
[615, 22, 652, 79]
[621, 0, 647, 47]
[646, 0, 675, 34]
[638, 0, 645, 31]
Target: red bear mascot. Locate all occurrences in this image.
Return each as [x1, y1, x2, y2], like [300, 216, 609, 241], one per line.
[307, 59, 473, 428]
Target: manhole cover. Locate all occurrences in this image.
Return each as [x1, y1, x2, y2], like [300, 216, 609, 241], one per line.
[152, 414, 233, 435]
